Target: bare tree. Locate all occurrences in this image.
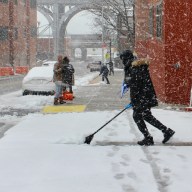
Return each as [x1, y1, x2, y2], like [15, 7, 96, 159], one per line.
[88, 0, 134, 51]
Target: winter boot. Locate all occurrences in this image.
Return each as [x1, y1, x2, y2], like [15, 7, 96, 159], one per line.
[162, 128, 175, 144]
[59, 97, 66, 104]
[137, 136, 154, 146]
[54, 98, 59, 105]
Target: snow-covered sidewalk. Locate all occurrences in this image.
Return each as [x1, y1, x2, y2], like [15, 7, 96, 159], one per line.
[0, 71, 192, 192]
[0, 109, 192, 192]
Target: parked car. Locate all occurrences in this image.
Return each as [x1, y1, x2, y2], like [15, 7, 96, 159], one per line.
[42, 60, 57, 67]
[22, 66, 55, 96]
[87, 61, 101, 72]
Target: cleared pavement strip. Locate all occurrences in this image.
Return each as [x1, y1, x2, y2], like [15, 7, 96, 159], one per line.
[42, 105, 86, 113]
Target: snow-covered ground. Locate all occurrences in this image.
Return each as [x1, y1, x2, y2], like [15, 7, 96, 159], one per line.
[0, 72, 192, 192]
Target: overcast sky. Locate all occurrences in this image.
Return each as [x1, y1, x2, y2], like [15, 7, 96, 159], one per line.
[37, 11, 97, 35]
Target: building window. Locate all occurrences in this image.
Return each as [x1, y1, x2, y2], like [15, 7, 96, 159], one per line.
[149, 6, 154, 36]
[23, 28, 26, 38]
[30, 0, 36, 8]
[0, 27, 8, 41]
[22, 0, 26, 6]
[31, 26, 37, 37]
[14, 28, 18, 40]
[156, 2, 163, 38]
[0, 0, 8, 3]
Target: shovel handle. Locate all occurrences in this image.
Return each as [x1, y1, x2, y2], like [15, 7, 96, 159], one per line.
[93, 103, 132, 135]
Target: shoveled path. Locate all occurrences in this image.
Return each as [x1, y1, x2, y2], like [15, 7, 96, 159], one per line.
[69, 70, 130, 111]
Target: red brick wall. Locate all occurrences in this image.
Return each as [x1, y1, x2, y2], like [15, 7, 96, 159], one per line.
[0, 0, 37, 68]
[135, 0, 192, 105]
[14, 1, 27, 67]
[30, 2, 37, 68]
[135, 0, 166, 101]
[0, 3, 9, 66]
[37, 38, 54, 53]
[37, 37, 72, 58]
[164, 0, 192, 104]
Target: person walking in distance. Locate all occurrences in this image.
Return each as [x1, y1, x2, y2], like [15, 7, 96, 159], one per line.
[120, 50, 175, 146]
[99, 63, 110, 84]
[108, 61, 114, 75]
[53, 55, 65, 105]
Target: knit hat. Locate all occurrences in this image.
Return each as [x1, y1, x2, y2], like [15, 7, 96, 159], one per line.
[63, 56, 69, 64]
[120, 50, 134, 60]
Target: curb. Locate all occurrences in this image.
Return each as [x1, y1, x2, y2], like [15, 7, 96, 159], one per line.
[180, 107, 192, 112]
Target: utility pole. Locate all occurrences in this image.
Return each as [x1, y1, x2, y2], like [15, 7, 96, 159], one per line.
[53, 3, 59, 58]
[109, 38, 112, 62]
[101, 5, 104, 64]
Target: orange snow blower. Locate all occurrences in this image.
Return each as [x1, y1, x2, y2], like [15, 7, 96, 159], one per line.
[62, 91, 74, 101]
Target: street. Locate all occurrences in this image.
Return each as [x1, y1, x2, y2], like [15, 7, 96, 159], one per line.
[0, 61, 92, 116]
[0, 75, 24, 95]
[0, 62, 128, 138]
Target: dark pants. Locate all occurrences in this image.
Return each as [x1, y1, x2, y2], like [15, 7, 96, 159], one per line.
[133, 108, 167, 137]
[63, 85, 73, 93]
[109, 68, 114, 75]
[102, 75, 110, 84]
[69, 85, 73, 93]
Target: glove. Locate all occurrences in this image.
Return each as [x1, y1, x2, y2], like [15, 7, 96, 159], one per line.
[125, 103, 132, 109]
[120, 81, 129, 98]
[124, 76, 131, 86]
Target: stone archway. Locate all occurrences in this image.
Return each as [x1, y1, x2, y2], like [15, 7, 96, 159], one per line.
[58, 5, 98, 57]
[71, 47, 87, 61]
[37, 1, 104, 58]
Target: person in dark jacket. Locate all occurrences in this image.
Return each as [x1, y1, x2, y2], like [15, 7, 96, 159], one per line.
[108, 61, 114, 75]
[99, 64, 110, 84]
[120, 50, 175, 146]
[62, 56, 75, 93]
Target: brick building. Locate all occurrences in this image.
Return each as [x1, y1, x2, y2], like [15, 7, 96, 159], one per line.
[135, 0, 192, 105]
[0, 0, 37, 68]
[37, 36, 71, 60]
[37, 37, 54, 60]
[117, 10, 134, 52]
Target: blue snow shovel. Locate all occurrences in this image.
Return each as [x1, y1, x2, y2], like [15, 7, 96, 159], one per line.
[84, 103, 132, 144]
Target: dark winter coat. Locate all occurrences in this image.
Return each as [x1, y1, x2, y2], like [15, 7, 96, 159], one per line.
[108, 61, 113, 69]
[99, 65, 109, 76]
[130, 59, 158, 111]
[62, 63, 75, 86]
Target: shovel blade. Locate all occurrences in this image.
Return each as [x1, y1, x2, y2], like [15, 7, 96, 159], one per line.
[84, 134, 94, 144]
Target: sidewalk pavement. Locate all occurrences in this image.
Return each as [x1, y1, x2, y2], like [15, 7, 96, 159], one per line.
[58, 69, 189, 112]
[72, 69, 129, 111]
[1, 70, 192, 192]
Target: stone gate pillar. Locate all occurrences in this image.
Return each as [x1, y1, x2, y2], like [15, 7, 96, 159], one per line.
[52, 3, 59, 58]
[71, 48, 75, 59]
[81, 48, 87, 61]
